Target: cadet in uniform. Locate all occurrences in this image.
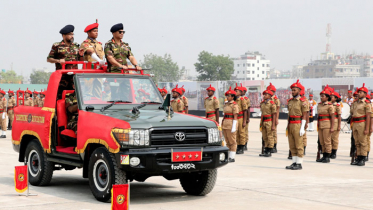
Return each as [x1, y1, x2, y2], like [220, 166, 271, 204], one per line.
[242, 85, 251, 151]
[204, 85, 219, 123]
[47, 25, 81, 70]
[367, 93, 373, 161]
[104, 23, 142, 73]
[0, 90, 7, 138]
[38, 91, 46, 107]
[18, 92, 23, 106]
[351, 83, 371, 166]
[308, 94, 317, 131]
[316, 88, 335, 163]
[7, 90, 16, 130]
[33, 90, 39, 107]
[267, 83, 280, 153]
[300, 88, 310, 155]
[24, 89, 34, 107]
[330, 90, 342, 159]
[170, 86, 185, 113]
[180, 86, 189, 114]
[160, 87, 167, 100]
[234, 84, 248, 154]
[80, 20, 105, 65]
[258, 89, 276, 157]
[286, 80, 307, 170]
[222, 87, 239, 162]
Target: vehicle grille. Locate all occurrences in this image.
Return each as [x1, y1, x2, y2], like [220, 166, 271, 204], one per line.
[150, 127, 207, 146]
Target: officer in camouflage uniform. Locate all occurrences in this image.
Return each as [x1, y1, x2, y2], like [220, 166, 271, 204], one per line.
[104, 23, 142, 73]
[47, 25, 82, 70]
[65, 89, 78, 133]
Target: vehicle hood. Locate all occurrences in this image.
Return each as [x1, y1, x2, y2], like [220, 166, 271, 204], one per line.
[96, 109, 216, 129]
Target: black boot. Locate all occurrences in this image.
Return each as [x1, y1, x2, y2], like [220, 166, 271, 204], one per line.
[316, 153, 326, 162]
[322, 153, 331, 163]
[244, 142, 248, 151]
[291, 163, 302, 170]
[358, 156, 366, 166]
[330, 149, 337, 159]
[236, 145, 244, 154]
[351, 156, 360, 165]
[287, 150, 292, 159]
[304, 146, 306, 156]
[264, 148, 272, 157]
[271, 144, 277, 153]
[365, 152, 369, 162]
[285, 162, 296, 169]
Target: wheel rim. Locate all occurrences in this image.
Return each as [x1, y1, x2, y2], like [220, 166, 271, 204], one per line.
[28, 149, 40, 177]
[93, 159, 110, 191]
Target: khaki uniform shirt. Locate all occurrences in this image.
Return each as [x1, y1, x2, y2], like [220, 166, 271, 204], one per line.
[171, 97, 184, 113]
[260, 99, 276, 118]
[104, 39, 133, 73]
[222, 101, 239, 130]
[271, 95, 280, 110]
[33, 97, 39, 107]
[8, 96, 16, 110]
[24, 97, 34, 107]
[317, 102, 334, 129]
[47, 40, 80, 70]
[235, 96, 248, 119]
[18, 96, 23, 106]
[333, 102, 342, 130]
[38, 98, 45, 107]
[0, 97, 6, 113]
[204, 96, 219, 119]
[351, 98, 371, 119]
[287, 96, 307, 118]
[80, 38, 105, 62]
[181, 95, 188, 107]
[244, 96, 251, 108]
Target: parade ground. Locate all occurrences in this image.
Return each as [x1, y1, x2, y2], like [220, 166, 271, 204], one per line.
[0, 118, 372, 210]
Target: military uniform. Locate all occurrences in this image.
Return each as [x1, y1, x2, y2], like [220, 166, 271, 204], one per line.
[80, 38, 105, 62]
[204, 96, 219, 122]
[222, 101, 239, 152]
[47, 40, 80, 70]
[0, 97, 7, 133]
[171, 97, 185, 113]
[7, 95, 16, 128]
[104, 39, 133, 73]
[287, 96, 307, 159]
[271, 95, 280, 145]
[302, 96, 310, 148]
[317, 101, 334, 162]
[18, 96, 23, 106]
[235, 96, 248, 147]
[38, 98, 45, 107]
[331, 102, 342, 151]
[65, 92, 78, 132]
[24, 97, 33, 106]
[260, 99, 276, 151]
[244, 96, 251, 146]
[181, 95, 189, 114]
[33, 96, 39, 107]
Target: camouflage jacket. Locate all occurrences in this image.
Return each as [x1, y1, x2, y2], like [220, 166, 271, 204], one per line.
[47, 40, 81, 70]
[65, 92, 77, 122]
[104, 38, 133, 73]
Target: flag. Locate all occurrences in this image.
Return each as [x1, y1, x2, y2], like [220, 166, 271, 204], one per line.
[111, 184, 129, 210]
[15, 165, 27, 193]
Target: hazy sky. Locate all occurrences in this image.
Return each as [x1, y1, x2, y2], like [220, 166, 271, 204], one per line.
[1, 0, 373, 78]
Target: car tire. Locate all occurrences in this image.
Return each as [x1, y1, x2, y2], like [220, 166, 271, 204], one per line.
[88, 147, 127, 202]
[25, 140, 54, 186]
[180, 169, 217, 196]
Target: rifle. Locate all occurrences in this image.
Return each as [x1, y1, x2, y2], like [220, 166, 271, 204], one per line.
[261, 137, 265, 154]
[316, 137, 322, 161]
[350, 131, 357, 163]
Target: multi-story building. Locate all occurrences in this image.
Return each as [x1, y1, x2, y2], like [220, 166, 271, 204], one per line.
[291, 65, 304, 79]
[303, 59, 360, 78]
[231, 51, 270, 80]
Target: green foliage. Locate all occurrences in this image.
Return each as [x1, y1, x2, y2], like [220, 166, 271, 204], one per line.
[140, 54, 183, 83]
[195, 51, 234, 81]
[30, 70, 52, 84]
[0, 70, 23, 84]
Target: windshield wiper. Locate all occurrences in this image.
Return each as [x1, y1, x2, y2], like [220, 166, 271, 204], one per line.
[141, 101, 162, 104]
[100, 100, 132, 112]
[132, 103, 147, 115]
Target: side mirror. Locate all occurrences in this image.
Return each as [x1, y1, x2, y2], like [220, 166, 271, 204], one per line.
[85, 105, 95, 111]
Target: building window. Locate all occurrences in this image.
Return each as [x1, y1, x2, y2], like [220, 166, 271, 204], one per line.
[248, 71, 250, 74]
[243, 71, 245, 74]
[257, 67, 259, 70]
[237, 64, 240, 67]
[262, 71, 264, 74]
[262, 64, 264, 67]
[247, 63, 251, 67]
[252, 71, 255, 74]
[357, 69, 359, 72]
[237, 71, 240, 74]
[252, 64, 255, 67]
[262, 78, 264, 80]
[257, 74, 259, 77]
[243, 64, 245, 67]
[252, 78, 255, 80]
[267, 64, 270, 67]
[257, 60, 259, 63]
[329, 68, 332, 72]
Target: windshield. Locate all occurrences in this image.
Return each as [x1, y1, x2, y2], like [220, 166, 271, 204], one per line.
[77, 76, 163, 105]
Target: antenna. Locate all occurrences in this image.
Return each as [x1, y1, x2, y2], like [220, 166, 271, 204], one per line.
[326, 23, 332, 53]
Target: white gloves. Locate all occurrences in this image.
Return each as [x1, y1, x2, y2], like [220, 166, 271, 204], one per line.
[2, 112, 5, 119]
[91, 53, 105, 66]
[231, 120, 237, 133]
[300, 119, 306, 136]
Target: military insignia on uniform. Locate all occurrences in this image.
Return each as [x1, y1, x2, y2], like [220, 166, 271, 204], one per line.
[84, 44, 89, 48]
[84, 40, 89, 43]
[113, 48, 119, 52]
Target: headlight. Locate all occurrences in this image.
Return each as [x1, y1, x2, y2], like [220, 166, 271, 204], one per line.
[208, 128, 221, 144]
[112, 128, 149, 147]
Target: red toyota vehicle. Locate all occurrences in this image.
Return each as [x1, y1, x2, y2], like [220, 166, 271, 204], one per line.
[12, 62, 228, 202]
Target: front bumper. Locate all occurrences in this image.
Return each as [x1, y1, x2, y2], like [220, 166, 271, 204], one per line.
[115, 146, 228, 175]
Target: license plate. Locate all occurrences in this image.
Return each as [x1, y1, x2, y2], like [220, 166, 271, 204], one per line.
[171, 148, 203, 162]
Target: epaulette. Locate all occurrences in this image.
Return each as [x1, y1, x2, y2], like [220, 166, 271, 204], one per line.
[177, 100, 181, 103]
[98, 42, 102, 45]
[328, 102, 332, 105]
[213, 96, 217, 99]
[300, 98, 305, 102]
[233, 102, 237, 104]
[124, 42, 129, 45]
[240, 97, 244, 101]
[2, 98, 5, 101]
[270, 100, 275, 104]
[366, 99, 370, 103]
[336, 104, 340, 107]
[53, 42, 60, 46]
[205, 97, 209, 99]
[274, 95, 278, 99]
[84, 40, 89, 43]
[244, 96, 248, 100]
[287, 98, 291, 102]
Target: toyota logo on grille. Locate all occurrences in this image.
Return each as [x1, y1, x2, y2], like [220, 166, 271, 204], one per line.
[175, 132, 186, 142]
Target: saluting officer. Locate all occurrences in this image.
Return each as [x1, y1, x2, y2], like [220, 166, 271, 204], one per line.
[0, 90, 7, 138]
[241, 84, 251, 151]
[104, 23, 142, 73]
[330, 90, 342, 159]
[170, 86, 185, 113]
[259, 89, 276, 157]
[222, 87, 239, 162]
[80, 20, 105, 65]
[267, 83, 280, 153]
[286, 80, 307, 170]
[234, 84, 248, 154]
[24, 89, 34, 107]
[47, 25, 82, 70]
[7, 90, 16, 130]
[180, 86, 189, 114]
[204, 85, 220, 123]
[351, 83, 371, 166]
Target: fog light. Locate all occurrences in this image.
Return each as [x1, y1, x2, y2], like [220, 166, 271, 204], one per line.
[219, 153, 225, 161]
[130, 157, 140, 167]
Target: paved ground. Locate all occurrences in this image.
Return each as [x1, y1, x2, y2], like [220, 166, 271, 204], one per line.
[0, 118, 372, 210]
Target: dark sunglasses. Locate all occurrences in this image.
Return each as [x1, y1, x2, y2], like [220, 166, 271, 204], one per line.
[118, 31, 125, 34]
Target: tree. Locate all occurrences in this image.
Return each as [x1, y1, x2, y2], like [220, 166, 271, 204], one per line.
[195, 51, 234, 81]
[140, 54, 182, 83]
[0, 70, 23, 84]
[30, 70, 52, 84]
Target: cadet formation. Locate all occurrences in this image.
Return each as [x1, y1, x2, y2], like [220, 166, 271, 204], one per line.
[3, 22, 371, 170]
